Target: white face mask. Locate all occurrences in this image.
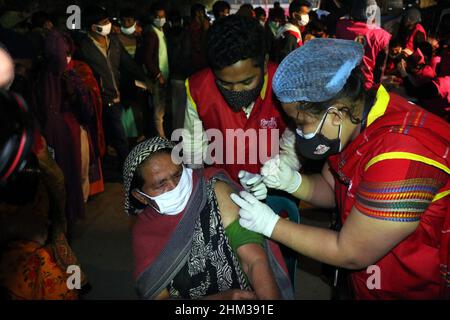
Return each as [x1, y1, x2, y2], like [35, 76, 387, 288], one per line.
[153, 17, 166, 28]
[299, 14, 310, 26]
[94, 22, 112, 36]
[136, 167, 193, 215]
[121, 22, 136, 35]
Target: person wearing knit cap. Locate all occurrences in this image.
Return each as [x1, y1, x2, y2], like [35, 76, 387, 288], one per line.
[230, 38, 450, 299]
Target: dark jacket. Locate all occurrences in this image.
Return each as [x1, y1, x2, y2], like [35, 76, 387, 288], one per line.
[136, 28, 160, 80]
[77, 33, 147, 104]
[278, 33, 299, 64]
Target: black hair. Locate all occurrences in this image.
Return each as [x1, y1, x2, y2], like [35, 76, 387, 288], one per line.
[190, 3, 206, 19]
[31, 11, 51, 29]
[151, 1, 166, 16]
[296, 67, 372, 124]
[269, 6, 285, 21]
[255, 7, 266, 19]
[289, 0, 311, 17]
[212, 1, 231, 19]
[207, 15, 266, 70]
[128, 148, 172, 214]
[237, 4, 255, 19]
[83, 5, 108, 29]
[308, 18, 328, 36]
[120, 8, 136, 20]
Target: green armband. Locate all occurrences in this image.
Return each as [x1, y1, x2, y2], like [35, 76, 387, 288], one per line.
[224, 219, 264, 253]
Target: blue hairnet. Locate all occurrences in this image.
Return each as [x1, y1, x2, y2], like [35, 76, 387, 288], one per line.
[272, 38, 364, 103]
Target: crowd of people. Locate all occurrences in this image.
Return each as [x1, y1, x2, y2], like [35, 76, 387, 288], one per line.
[0, 0, 449, 300]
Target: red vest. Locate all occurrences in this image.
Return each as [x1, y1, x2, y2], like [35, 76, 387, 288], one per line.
[336, 19, 391, 89]
[186, 64, 286, 182]
[328, 89, 450, 299]
[405, 23, 427, 51]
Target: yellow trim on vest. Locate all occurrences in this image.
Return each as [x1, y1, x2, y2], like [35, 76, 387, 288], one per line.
[432, 190, 450, 202]
[366, 85, 390, 127]
[185, 79, 198, 112]
[260, 73, 268, 100]
[364, 152, 450, 174]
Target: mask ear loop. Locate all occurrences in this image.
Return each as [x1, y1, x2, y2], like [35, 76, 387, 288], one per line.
[332, 108, 344, 152]
[322, 107, 343, 152]
[134, 189, 161, 213]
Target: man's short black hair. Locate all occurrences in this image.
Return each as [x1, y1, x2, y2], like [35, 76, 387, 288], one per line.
[207, 15, 266, 70]
[212, 1, 231, 19]
[120, 7, 136, 19]
[255, 7, 266, 19]
[151, 1, 166, 16]
[289, 0, 311, 17]
[83, 5, 108, 29]
[269, 6, 285, 21]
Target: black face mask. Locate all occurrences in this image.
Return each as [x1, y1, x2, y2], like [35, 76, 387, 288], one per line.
[216, 70, 264, 113]
[295, 110, 342, 160]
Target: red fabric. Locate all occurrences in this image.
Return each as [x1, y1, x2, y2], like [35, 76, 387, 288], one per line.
[414, 65, 436, 86]
[31, 132, 45, 155]
[328, 93, 450, 299]
[336, 19, 391, 89]
[405, 23, 427, 51]
[188, 63, 287, 182]
[286, 29, 303, 46]
[72, 61, 105, 158]
[420, 76, 450, 119]
[132, 172, 199, 279]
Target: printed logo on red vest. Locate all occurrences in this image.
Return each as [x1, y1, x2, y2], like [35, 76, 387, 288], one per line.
[260, 117, 278, 129]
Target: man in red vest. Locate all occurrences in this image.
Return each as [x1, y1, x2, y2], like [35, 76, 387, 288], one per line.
[181, 15, 298, 199]
[399, 8, 427, 52]
[335, 0, 391, 90]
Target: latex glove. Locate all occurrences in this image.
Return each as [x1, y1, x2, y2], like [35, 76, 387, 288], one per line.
[279, 128, 301, 171]
[230, 191, 280, 238]
[261, 155, 302, 194]
[238, 170, 268, 200]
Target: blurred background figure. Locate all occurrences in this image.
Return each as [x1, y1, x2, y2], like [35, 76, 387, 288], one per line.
[212, 1, 231, 22]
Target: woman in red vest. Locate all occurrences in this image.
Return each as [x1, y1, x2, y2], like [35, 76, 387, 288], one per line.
[230, 39, 450, 299]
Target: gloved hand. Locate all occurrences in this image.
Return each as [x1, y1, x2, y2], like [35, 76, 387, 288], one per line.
[230, 191, 280, 238]
[261, 155, 302, 194]
[238, 170, 268, 200]
[279, 128, 301, 171]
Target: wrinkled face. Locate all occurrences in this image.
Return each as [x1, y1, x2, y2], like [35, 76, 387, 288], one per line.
[121, 17, 136, 28]
[139, 152, 182, 197]
[214, 58, 266, 92]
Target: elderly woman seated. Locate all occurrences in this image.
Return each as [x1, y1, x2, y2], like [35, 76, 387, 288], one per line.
[123, 137, 293, 300]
